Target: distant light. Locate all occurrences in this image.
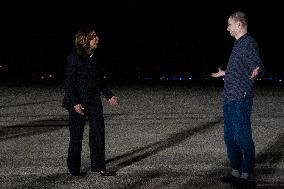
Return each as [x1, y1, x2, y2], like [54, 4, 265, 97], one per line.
[41, 76, 44, 80]
[189, 77, 192, 80]
[279, 79, 282, 82]
[0, 65, 2, 68]
[49, 74, 53, 78]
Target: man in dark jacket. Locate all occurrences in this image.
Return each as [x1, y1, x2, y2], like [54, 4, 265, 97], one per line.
[62, 26, 118, 177]
[212, 11, 264, 188]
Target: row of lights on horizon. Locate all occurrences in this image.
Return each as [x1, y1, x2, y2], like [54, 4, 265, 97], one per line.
[0, 65, 282, 82]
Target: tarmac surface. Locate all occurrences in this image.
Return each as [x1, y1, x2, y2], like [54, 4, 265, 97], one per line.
[0, 81, 283, 189]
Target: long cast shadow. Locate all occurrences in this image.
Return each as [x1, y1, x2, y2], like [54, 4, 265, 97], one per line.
[0, 119, 68, 142]
[256, 132, 284, 165]
[106, 117, 223, 171]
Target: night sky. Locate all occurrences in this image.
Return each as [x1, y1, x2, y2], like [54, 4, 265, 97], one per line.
[1, 2, 283, 81]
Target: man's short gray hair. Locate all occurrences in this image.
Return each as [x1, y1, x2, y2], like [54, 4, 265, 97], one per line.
[230, 11, 248, 27]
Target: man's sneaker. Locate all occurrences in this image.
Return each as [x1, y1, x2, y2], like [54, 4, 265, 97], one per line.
[91, 170, 117, 176]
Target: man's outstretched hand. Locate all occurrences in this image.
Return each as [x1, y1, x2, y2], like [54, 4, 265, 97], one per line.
[108, 96, 119, 107]
[211, 68, 225, 78]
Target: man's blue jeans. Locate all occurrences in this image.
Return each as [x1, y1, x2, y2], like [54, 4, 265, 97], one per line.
[223, 98, 255, 174]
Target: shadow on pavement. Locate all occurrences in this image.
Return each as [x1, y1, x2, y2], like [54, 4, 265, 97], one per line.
[0, 119, 68, 142]
[105, 117, 223, 171]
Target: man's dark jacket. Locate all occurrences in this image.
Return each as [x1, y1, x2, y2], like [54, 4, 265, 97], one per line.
[62, 51, 114, 111]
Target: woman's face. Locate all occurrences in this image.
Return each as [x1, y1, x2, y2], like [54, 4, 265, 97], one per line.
[89, 32, 99, 50]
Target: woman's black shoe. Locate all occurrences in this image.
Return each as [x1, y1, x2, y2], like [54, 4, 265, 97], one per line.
[92, 170, 117, 176]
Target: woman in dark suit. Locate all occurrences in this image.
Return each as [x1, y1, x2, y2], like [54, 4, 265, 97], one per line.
[62, 26, 118, 176]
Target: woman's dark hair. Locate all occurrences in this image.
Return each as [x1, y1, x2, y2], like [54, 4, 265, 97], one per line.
[74, 26, 97, 55]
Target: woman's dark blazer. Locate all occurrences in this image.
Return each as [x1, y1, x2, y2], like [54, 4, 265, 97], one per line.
[62, 51, 114, 111]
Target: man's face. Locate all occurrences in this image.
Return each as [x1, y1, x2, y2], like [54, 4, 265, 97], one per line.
[90, 32, 99, 50]
[227, 17, 239, 38]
